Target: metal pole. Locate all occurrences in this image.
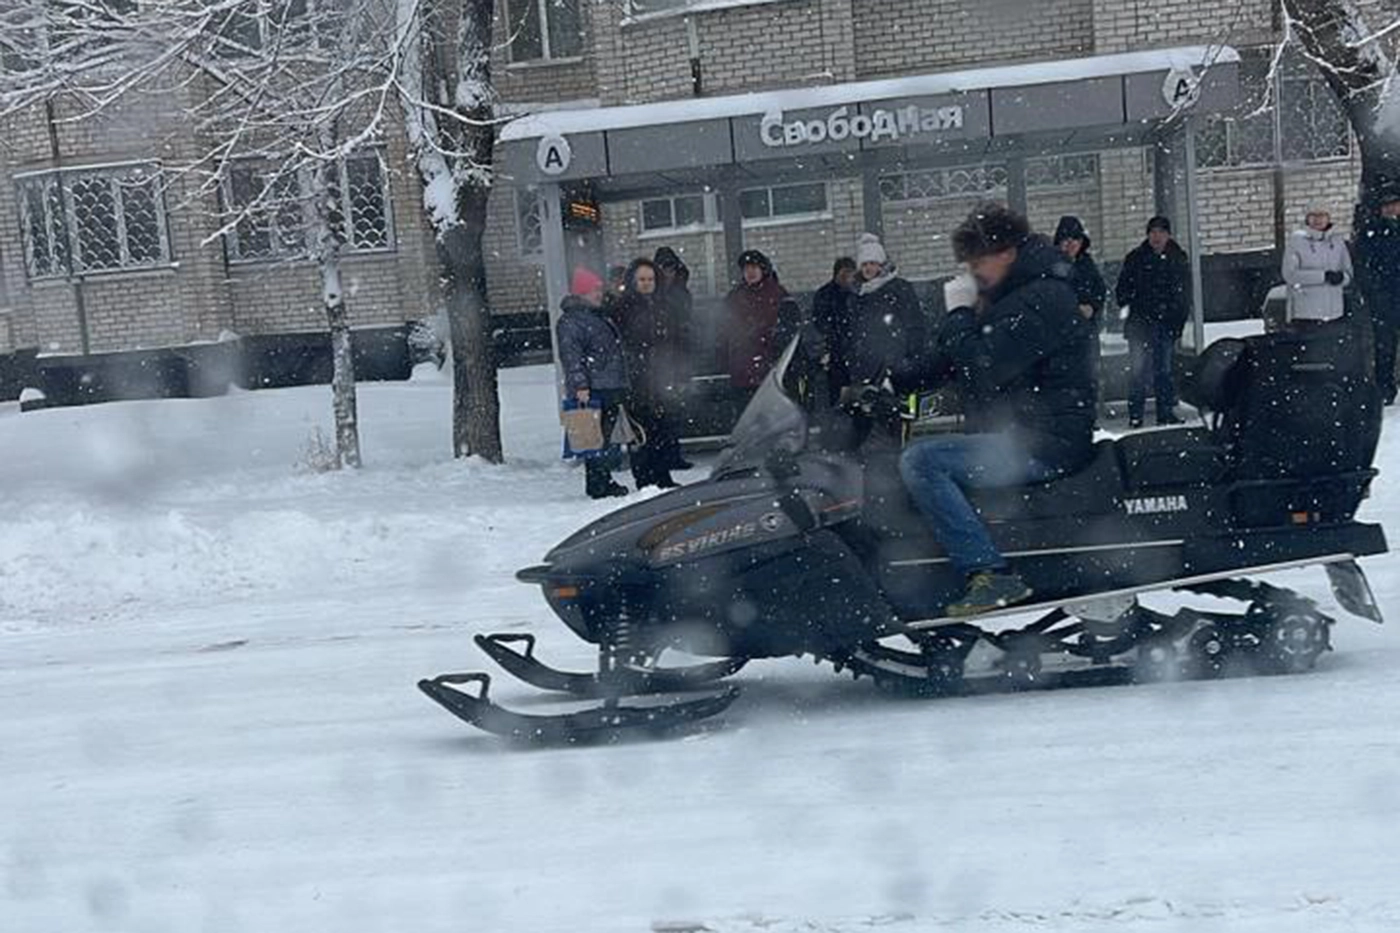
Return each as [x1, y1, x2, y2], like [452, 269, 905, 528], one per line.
[719, 168, 744, 288]
[1006, 152, 1028, 217]
[538, 182, 569, 395]
[1182, 117, 1206, 354]
[860, 155, 884, 237]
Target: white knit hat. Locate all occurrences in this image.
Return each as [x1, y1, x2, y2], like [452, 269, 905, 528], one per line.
[856, 232, 887, 267]
[1304, 202, 1332, 220]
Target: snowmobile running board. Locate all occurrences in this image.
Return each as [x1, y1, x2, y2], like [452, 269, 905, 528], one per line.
[417, 673, 740, 744]
[905, 555, 1382, 632]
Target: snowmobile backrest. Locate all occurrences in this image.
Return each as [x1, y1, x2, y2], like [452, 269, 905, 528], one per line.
[1179, 338, 1247, 413]
[1220, 326, 1381, 481]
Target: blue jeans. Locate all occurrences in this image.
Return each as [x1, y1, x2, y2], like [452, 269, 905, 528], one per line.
[1128, 323, 1178, 422]
[899, 434, 1056, 577]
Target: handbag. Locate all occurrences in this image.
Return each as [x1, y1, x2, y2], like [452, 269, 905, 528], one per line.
[561, 398, 606, 459]
[610, 404, 646, 447]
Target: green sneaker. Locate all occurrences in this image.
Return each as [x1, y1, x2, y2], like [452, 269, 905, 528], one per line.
[946, 572, 1034, 618]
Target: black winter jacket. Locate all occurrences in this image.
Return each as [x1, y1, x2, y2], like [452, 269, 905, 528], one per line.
[916, 236, 1096, 471]
[557, 297, 628, 395]
[849, 271, 926, 386]
[1358, 215, 1400, 323]
[1067, 252, 1108, 324]
[1115, 240, 1190, 339]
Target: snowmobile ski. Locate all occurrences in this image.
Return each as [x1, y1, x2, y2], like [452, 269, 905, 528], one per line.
[417, 672, 740, 743]
[474, 633, 748, 698]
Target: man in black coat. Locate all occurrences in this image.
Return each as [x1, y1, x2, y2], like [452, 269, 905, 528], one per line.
[1115, 216, 1190, 428]
[1356, 190, 1400, 404]
[898, 205, 1095, 617]
[811, 256, 857, 403]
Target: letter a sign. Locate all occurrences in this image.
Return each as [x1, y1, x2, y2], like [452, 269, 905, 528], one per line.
[1163, 68, 1202, 110]
[537, 135, 572, 176]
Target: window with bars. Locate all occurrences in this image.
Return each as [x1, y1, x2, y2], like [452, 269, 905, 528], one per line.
[17, 163, 170, 279]
[879, 156, 1098, 205]
[879, 165, 1009, 203]
[1196, 48, 1351, 169]
[223, 150, 393, 262]
[505, 0, 582, 62]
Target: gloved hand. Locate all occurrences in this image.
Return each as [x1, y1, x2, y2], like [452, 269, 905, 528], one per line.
[1325, 270, 1345, 286]
[943, 272, 979, 312]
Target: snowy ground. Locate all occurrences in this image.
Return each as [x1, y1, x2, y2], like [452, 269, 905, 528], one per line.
[3, 365, 1399, 933]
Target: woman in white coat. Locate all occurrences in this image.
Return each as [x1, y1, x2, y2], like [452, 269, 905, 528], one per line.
[1282, 204, 1353, 328]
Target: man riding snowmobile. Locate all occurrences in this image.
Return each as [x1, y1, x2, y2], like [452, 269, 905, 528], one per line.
[897, 205, 1096, 617]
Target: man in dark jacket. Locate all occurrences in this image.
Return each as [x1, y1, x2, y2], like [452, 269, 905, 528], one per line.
[1357, 190, 1400, 404]
[556, 266, 629, 499]
[811, 256, 858, 403]
[1116, 216, 1190, 428]
[899, 206, 1095, 617]
[850, 233, 926, 387]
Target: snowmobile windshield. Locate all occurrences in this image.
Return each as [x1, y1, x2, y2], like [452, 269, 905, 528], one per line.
[711, 337, 808, 479]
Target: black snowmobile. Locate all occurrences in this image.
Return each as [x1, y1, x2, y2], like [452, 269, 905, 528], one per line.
[420, 324, 1387, 742]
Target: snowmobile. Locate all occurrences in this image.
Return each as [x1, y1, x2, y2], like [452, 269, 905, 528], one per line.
[420, 323, 1388, 742]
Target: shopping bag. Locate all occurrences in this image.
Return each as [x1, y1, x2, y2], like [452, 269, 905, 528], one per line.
[611, 403, 644, 447]
[561, 399, 605, 459]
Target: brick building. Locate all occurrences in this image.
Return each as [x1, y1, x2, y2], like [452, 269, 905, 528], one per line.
[0, 63, 440, 402]
[483, 0, 1376, 336]
[0, 0, 1384, 402]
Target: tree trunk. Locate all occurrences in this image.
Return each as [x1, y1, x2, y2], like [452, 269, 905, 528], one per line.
[439, 201, 502, 462]
[1284, 0, 1400, 215]
[311, 138, 361, 469]
[325, 270, 362, 469]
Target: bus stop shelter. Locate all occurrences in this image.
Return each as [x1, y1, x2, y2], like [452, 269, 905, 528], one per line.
[500, 46, 1242, 394]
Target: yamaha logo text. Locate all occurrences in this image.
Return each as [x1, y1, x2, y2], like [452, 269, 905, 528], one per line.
[1122, 495, 1189, 516]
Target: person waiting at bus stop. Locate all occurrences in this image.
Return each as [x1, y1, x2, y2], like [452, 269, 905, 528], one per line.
[1115, 216, 1189, 428]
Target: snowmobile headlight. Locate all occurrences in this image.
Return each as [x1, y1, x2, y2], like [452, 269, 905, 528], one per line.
[550, 584, 581, 601]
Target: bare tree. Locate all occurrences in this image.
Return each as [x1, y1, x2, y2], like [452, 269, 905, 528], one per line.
[1281, 0, 1400, 212]
[0, 0, 414, 470]
[394, 0, 504, 464]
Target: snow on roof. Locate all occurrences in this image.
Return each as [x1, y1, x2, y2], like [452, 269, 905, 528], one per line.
[501, 46, 1240, 141]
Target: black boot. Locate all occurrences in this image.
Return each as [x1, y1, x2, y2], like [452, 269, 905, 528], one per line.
[588, 481, 629, 500]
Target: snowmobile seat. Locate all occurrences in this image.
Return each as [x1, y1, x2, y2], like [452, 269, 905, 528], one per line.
[969, 440, 1124, 522]
[1115, 427, 1227, 491]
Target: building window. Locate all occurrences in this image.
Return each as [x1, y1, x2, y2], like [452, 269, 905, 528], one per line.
[1026, 154, 1099, 188]
[517, 189, 543, 257]
[879, 165, 1009, 203]
[223, 150, 393, 262]
[639, 193, 715, 233]
[1279, 58, 1351, 163]
[16, 162, 170, 279]
[740, 183, 828, 222]
[1197, 48, 1351, 169]
[506, 0, 582, 63]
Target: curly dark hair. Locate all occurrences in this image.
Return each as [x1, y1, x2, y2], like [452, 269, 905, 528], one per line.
[952, 203, 1031, 262]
